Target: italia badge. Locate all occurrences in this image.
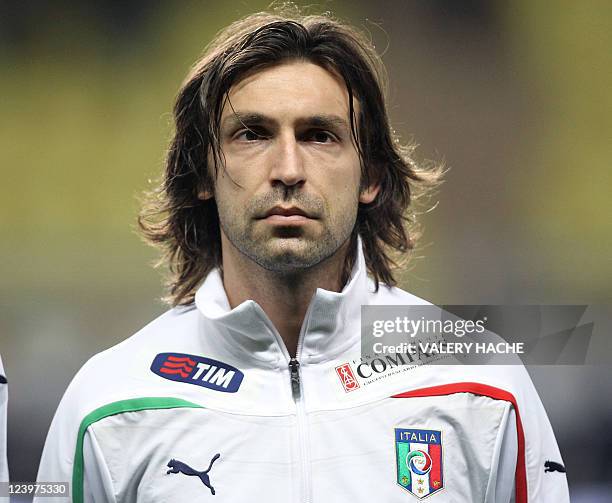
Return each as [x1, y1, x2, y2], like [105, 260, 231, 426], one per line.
[395, 428, 444, 498]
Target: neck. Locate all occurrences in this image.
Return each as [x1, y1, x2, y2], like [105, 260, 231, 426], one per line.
[220, 237, 352, 357]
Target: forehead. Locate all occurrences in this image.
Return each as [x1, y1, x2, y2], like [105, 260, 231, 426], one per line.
[222, 60, 352, 122]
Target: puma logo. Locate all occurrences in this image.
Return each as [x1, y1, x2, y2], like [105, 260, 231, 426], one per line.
[544, 460, 566, 473]
[167, 453, 221, 495]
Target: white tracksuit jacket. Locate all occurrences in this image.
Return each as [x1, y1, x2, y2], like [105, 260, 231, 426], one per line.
[36, 241, 569, 502]
[0, 355, 7, 483]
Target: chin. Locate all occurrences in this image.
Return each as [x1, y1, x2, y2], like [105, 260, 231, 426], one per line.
[253, 245, 320, 273]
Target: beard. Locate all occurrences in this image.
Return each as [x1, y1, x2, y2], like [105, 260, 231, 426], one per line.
[216, 187, 358, 274]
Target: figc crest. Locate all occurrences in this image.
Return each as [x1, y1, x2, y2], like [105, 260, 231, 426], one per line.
[395, 428, 444, 498]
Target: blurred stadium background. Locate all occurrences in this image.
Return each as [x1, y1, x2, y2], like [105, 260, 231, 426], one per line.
[1, 0, 611, 500]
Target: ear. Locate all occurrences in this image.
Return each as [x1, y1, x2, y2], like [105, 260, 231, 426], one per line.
[358, 184, 380, 205]
[197, 189, 214, 201]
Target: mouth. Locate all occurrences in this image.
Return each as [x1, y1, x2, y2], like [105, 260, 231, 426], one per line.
[257, 206, 316, 224]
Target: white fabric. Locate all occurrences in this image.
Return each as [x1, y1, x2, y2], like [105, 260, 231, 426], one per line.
[35, 237, 569, 502]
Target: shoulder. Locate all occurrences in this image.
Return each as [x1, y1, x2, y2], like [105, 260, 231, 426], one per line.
[362, 279, 542, 399]
[366, 278, 432, 306]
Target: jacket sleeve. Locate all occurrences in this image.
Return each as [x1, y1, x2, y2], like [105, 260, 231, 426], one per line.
[81, 429, 117, 503]
[520, 371, 569, 502]
[490, 406, 518, 503]
[501, 366, 570, 503]
[34, 366, 116, 503]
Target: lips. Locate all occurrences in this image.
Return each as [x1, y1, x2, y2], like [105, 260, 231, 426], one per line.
[261, 206, 313, 219]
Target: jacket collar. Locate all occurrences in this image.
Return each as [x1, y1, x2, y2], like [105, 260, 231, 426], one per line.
[194, 236, 369, 366]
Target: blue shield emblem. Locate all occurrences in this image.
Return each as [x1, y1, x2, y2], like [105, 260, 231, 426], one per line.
[395, 428, 444, 498]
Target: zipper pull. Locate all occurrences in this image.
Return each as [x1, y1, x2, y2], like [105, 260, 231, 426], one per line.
[289, 358, 301, 400]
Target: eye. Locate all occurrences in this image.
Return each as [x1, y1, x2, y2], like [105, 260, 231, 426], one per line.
[235, 127, 267, 141]
[305, 129, 337, 143]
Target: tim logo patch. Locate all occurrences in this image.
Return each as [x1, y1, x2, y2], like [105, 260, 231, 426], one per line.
[395, 428, 444, 498]
[151, 353, 243, 393]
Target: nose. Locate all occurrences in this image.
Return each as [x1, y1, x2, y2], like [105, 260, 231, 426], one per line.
[268, 131, 306, 188]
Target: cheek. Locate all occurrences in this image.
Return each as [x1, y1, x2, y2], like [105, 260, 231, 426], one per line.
[217, 156, 266, 194]
[326, 160, 362, 198]
[213, 174, 241, 219]
[322, 171, 362, 218]
[214, 166, 246, 199]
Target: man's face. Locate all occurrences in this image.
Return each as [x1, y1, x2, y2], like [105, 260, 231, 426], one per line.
[207, 60, 378, 273]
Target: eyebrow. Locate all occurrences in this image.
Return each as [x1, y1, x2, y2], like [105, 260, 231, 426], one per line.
[221, 111, 350, 132]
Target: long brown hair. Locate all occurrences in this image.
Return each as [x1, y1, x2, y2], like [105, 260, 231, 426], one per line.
[139, 9, 443, 306]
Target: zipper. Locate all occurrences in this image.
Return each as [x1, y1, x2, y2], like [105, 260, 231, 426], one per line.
[289, 355, 311, 503]
[289, 357, 301, 400]
[290, 301, 315, 503]
[258, 300, 314, 502]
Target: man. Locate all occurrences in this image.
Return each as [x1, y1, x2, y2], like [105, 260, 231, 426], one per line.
[36, 10, 569, 502]
[0, 355, 7, 483]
